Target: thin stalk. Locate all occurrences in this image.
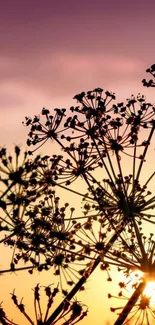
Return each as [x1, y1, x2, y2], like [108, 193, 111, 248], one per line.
[135, 125, 155, 183]
[55, 137, 78, 163]
[0, 231, 17, 244]
[134, 171, 155, 203]
[132, 142, 137, 194]
[0, 181, 16, 199]
[3, 317, 19, 325]
[82, 174, 101, 203]
[45, 225, 124, 325]
[45, 257, 100, 325]
[87, 172, 118, 203]
[115, 151, 127, 199]
[90, 136, 117, 188]
[96, 137, 118, 186]
[98, 209, 142, 265]
[51, 180, 92, 200]
[132, 218, 147, 261]
[0, 264, 45, 274]
[20, 310, 35, 325]
[114, 281, 146, 325]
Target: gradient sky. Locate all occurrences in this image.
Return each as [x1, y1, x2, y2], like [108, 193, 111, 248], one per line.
[1, 1, 155, 324]
[1, 0, 155, 148]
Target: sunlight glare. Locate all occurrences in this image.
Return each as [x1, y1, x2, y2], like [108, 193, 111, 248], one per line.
[127, 271, 155, 306]
[144, 282, 155, 304]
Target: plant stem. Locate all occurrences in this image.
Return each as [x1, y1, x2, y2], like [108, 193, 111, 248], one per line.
[114, 281, 146, 325]
[45, 257, 100, 325]
[45, 226, 123, 325]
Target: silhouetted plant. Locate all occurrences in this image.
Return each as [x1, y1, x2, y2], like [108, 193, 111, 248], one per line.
[108, 271, 155, 325]
[0, 284, 87, 325]
[1, 64, 155, 324]
[142, 64, 155, 87]
[22, 79, 155, 324]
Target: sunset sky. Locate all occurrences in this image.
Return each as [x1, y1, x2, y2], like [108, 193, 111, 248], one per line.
[1, 0, 155, 148]
[1, 1, 155, 324]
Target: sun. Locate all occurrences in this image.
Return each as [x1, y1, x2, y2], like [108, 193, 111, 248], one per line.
[143, 281, 155, 304]
[127, 271, 155, 306]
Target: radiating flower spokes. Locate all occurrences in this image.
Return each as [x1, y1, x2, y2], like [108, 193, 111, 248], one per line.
[14, 66, 155, 325]
[94, 220, 155, 280]
[33, 145, 103, 188]
[80, 170, 155, 233]
[63, 88, 114, 144]
[2, 189, 97, 291]
[113, 94, 155, 128]
[24, 90, 155, 208]
[66, 194, 155, 280]
[66, 90, 155, 158]
[73, 88, 116, 113]
[108, 271, 155, 325]
[0, 145, 45, 203]
[20, 97, 154, 294]
[31, 135, 155, 219]
[24, 107, 67, 154]
[0, 146, 48, 250]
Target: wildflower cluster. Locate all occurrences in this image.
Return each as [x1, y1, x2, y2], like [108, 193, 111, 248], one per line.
[1, 64, 155, 324]
[22, 72, 155, 324]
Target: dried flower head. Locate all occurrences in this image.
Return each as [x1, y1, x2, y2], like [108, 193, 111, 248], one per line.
[0, 283, 87, 325]
[24, 108, 66, 154]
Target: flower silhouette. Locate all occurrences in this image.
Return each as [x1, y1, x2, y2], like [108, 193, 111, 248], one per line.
[4, 189, 92, 291]
[0, 283, 87, 325]
[0, 146, 45, 249]
[15, 68, 155, 324]
[109, 275, 155, 325]
[24, 107, 67, 154]
[142, 64, 155, 88]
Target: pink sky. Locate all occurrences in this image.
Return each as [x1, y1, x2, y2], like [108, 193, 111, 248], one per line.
[0, 0, 155, 148]
[1, 1, 155, 324]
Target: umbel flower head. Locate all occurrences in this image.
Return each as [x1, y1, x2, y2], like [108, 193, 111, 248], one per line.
[0, 146, 46, 246]
[4, 188, 92, 291]
[23, 85, 155, 273]
[108, 274, 155, 325]
[94, 218, 155, 324]
[25, 90, 155, 162]
[24, 107, 67, 154]
[21, 71, 155, 325]
[70, 186, 155, 281]
[99, 225, 155, 274]
[24, 90, 155, 192]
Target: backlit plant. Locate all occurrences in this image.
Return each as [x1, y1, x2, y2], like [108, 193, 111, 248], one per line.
[1, 64, 155, 324]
